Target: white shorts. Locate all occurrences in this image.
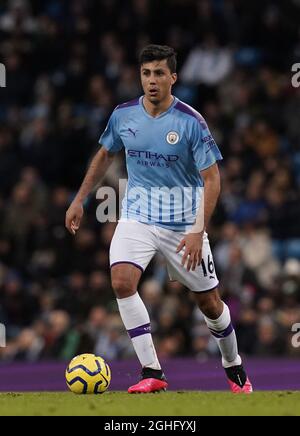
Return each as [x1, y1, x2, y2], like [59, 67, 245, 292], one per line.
[110, 221, 219, 293]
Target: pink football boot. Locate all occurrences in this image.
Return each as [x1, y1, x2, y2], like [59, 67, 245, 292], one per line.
[225, 365, 253, 394]
[128, 368, 168, 394]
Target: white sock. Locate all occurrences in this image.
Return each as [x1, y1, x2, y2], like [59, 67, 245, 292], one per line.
[204, 303, 242, 368]
[117, 293, 161, 370]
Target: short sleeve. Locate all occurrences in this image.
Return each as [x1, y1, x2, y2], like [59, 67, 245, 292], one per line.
[190, 116, 223, 171]
[99, 111, 124, 153]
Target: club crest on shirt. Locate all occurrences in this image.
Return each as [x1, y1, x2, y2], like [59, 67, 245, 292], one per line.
[166, 131, 179, 145]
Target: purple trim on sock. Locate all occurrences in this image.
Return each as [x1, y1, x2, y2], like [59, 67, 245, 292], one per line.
[128, 323, 151, 339]
[209, 322, 234, 339]
[111, 261, 144, 273]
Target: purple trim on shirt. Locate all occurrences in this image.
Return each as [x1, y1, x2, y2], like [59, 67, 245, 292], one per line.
[174, 101, 207, 128]
[110, 261, 144, 273]
[209, 322, 234, 339]
[115, 98, 140, 110]
[128, 323, 152, 339]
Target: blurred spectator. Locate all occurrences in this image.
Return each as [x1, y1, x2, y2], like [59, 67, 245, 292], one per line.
[254, 316, 286, 356]
[42, 310, 80, 360]
[94, 313, 133, 360]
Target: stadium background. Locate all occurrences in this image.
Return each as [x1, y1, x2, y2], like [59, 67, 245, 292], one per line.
[0, 0, 300, 382]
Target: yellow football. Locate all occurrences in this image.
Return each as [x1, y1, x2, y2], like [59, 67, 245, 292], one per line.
[65, 354, 111, 394]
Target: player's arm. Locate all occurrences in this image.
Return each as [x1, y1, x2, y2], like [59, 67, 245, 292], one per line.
[176, 114, 222, 272]
[177, 163, 221, 272]
[65, 147, 115, 235]
[194, 162, 221, 233]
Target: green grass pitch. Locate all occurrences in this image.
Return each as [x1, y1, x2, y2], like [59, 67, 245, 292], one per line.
[0, 392, 299, 416]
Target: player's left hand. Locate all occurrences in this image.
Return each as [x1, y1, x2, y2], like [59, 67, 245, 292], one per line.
[176, 232, 204, 272]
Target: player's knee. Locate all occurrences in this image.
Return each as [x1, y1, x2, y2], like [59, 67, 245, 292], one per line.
[201, 303, 218, 319]
[197, 293, 223, 319]
[111, 278, 136, 299]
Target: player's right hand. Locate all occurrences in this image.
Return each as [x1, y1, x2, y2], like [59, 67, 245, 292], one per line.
[65, 200, 84, 235]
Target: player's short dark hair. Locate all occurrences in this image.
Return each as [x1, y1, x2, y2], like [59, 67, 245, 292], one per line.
[139, 45, 177, 73]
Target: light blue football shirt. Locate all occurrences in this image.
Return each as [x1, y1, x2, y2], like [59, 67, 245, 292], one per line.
[99, 96, 222, 231]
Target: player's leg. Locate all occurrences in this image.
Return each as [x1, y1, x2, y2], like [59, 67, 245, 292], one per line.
[111, 263, 162, 371]
[110, 221, 167, 393]
[193, 288, 240, 366]
[193, 288, 252, 393]
[159, 228, 252, 393]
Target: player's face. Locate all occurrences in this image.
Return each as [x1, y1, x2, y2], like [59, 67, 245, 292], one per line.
[140, 60, 177, 104]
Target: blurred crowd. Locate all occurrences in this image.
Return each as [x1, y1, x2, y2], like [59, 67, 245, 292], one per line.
[0, 0, 300, 363]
